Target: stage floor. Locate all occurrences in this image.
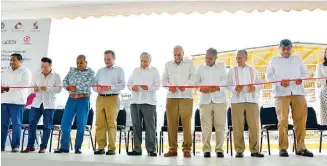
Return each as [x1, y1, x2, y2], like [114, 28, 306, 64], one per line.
[1, 150, 327, 166]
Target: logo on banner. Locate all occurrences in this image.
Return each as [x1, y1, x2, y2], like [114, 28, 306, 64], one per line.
[33, 21, 39, 29]
[2, 40, 17, 45]
[12, 22, 24, 32]
[30, 21, 40, 32]
[23, 36, 31, 45]
[1, 22, 6, 32]
[14, 22, 23, 29]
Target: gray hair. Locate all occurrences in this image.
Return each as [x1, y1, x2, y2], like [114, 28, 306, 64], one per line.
[77, 54, 86, 60]
[236, 50, 248, 58]
[206, 48, 218, 58]
[140, 52, 152, 61]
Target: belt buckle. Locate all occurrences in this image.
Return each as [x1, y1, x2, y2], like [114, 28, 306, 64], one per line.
[71, 94, 78, 98]
[71, 94, 87, 99]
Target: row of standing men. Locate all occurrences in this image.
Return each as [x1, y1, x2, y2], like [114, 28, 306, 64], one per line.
[2, 39, 327, 158]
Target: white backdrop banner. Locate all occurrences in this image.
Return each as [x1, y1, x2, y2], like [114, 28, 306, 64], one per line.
[1, 19, 51, 73]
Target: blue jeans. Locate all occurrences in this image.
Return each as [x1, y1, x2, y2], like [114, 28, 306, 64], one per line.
[27, 104, 55, 149]
[60, 97, 90, 151]
[1, 104, 24, 149]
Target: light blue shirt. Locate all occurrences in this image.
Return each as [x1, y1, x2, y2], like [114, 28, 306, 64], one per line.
[94, 65, 125, 94]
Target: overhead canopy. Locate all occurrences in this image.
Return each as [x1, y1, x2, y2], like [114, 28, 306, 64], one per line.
[2, 0, 327, 20]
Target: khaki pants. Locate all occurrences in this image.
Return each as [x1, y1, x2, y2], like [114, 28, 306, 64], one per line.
[166, 98, 193, 152]
[231, 103, 260, 153]
[275, 95, 307, 151]
[200, 103, 226, 153]
[95, 95, 119, 150]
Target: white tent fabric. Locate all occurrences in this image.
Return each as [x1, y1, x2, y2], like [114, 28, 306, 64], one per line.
[2, 0, 327, 20]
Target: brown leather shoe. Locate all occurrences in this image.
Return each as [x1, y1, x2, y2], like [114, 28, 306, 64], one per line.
[183, 152, 191, 158]
[21, 147, 35, 153]
[164, 151, 177, 157]
[38, 147, 46, 153]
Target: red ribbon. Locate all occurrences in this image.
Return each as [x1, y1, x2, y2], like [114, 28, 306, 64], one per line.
[2, 77, 326, 89]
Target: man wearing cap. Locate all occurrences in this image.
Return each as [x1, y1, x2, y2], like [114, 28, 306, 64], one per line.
[266, 39, 313, 157]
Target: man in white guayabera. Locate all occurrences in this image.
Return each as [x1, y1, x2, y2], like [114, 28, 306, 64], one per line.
[127, 52, 160, 157]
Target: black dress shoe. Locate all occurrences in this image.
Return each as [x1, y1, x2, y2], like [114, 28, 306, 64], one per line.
[216, 152, 224, 158]
[127, 150, 142, 156]
[11, 148, 19, 153]
[54, 149, 69, 153]
[94, 149, 105, 155]
[204, 152, 211, 158]
[251, 152, 264, 157]
[148, 152, 157, 157]
[75, 149, 82, 154]
[279, 149, 289, 157]
[296, 149, 314, 157]
[1, 149, 4, 152]
[106, 150, 115, 155]
[236, 152, 244, 158]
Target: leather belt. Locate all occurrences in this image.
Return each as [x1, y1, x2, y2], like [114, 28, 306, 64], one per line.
[70, 94, 89, 99]
[99, 94, 118, 97]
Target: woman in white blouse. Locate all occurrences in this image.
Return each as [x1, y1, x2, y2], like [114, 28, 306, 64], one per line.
[315, 48, 327, 125]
